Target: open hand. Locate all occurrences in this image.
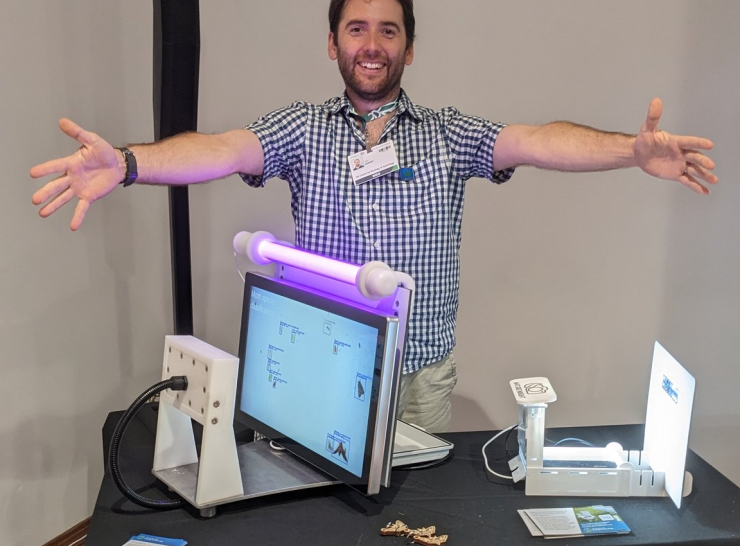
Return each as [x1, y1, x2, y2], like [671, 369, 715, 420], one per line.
[634, 98, 718, 194]
[30, 119, 122, 230]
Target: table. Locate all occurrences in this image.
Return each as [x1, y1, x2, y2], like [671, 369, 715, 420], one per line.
[87, 407, 740, 545]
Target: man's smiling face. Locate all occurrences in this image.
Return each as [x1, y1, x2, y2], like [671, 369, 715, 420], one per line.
[328, 0, 414, 112]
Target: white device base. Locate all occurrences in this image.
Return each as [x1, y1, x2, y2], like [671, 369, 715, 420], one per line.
[508, 444, 693, 499]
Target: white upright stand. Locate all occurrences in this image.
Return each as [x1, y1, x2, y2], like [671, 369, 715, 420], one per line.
[508, 376, 693, 505]
[152, 336, 244, 514]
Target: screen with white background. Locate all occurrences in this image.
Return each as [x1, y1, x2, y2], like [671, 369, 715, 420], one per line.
[240, 285, 379, 477]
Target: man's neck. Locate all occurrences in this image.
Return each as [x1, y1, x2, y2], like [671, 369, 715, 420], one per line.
[346, 88, 401, 117]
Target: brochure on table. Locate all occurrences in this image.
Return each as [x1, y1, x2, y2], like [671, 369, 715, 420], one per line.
[518, 505, 631, 539]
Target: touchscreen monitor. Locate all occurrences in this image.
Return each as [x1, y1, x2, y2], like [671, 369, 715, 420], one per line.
[235, 272, 400, 494]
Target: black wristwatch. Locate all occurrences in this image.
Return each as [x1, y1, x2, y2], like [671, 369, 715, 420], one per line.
[117, 147, 138, 187]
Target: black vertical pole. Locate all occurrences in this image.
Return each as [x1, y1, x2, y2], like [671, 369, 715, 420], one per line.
[152, 0, 200, 335]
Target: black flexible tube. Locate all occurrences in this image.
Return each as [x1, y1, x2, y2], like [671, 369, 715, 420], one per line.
[108, 376, 188, 510]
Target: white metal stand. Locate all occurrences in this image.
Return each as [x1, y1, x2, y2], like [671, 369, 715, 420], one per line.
[152, 336, 244, 514]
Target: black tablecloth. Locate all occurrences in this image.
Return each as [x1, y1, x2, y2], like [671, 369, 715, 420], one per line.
[88, 407, 740, 545]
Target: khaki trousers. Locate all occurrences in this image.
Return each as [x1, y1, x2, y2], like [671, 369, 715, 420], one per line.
[397, 353, 458, 433]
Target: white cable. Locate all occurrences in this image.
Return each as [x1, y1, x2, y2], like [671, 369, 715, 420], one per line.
[551, 437, 595, 447]
[234, 251, 246, 282]
[482, 424, 519, 480]
[269, 440, 286, 451]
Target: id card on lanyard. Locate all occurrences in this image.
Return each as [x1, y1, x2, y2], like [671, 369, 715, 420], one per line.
[348, 141, 400, 186]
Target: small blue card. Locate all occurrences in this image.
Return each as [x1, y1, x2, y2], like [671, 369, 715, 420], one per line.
[124, 534, 188, 546]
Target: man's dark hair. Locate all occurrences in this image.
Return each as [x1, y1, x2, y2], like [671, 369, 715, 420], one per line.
[328, 0, 416, 50]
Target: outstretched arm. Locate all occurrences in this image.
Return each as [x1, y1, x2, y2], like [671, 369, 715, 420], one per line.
[493, 98, 717, 194]
[30, 118, 263, 231]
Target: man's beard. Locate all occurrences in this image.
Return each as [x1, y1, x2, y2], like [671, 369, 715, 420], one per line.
[336, 48, 406, 103]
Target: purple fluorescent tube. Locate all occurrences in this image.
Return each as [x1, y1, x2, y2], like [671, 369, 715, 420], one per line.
[257, 239, 361, 285]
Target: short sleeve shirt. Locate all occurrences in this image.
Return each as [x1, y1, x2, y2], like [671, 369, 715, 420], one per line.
[241, 90, 514, 373]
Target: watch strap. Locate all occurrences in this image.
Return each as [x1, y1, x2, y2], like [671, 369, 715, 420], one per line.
[117, 147, 138, 187]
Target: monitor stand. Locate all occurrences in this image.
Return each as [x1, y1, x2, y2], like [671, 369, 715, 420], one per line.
[154, 440, 339, 518]
[153, 419, 455, 518]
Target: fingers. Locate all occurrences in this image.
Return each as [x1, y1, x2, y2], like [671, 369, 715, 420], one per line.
[34, 179, 92, 230]
[59, 118, 99, 148]
[676, 135, 714, 151]
[31, 119, 103, 179]
[70, 199, 90, 231]
[31, 119, 102, 231]
[680, 170, 710, 196]
[39, 187, 75, 218]
[683, 150, 716, 173]
[29, 156, 72, 179]
[642, 97, 663, 133]
[31, 174, 69, 205]
[685, 162, 718, 186]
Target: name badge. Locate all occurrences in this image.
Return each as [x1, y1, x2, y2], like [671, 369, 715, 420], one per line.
[348, 141, 400, 186]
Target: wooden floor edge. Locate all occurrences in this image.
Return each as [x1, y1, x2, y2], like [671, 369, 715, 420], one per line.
[40, 516, 91, 546]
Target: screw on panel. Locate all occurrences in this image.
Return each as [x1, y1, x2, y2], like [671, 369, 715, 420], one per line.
[201, 408, 204, 414]
[203, 387, 206, 393]
[188, 400, 192, 406]
[213, 401, 220, 408]
[205, 365, 209, 372]
[211, 418, 218, 425]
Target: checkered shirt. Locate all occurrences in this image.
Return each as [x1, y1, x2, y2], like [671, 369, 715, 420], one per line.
[241, 90, 514, 373]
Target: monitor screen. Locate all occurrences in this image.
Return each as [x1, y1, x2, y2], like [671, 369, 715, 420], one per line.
[235, 272, 400, 494]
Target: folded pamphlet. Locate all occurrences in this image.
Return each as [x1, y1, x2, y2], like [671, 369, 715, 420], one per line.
[518, 505, 630, 539]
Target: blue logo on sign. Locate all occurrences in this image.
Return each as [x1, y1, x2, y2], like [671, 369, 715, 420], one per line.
[399, 168, 414, 181]
[662, 375, 679, 404]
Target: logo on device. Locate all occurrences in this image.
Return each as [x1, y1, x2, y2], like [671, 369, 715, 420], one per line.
[524, 383, 549, 395]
